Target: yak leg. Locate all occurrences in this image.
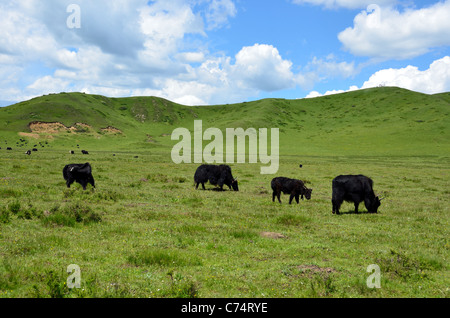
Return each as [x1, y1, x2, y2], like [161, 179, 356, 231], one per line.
[332, 199, 340, 214]
[201, 183, 206, 190]
[88, 175, 95, 189]
[289, 193, 295, 204]
[272, 189, 282, 203]
[275, 191, 282, 203]
[66, 178, 74, 188]
[295, 194, 300, 204]
[354, 202, 359, 213]
[217, 178, 226, 191]
[195, 182, 205, 190]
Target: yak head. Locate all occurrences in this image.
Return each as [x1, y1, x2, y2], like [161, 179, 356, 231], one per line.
[231, 178, 239, 191]
[304, 188, 312, 200]
[368, 196, 382, 213]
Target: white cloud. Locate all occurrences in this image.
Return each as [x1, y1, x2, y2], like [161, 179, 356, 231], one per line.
[291, 0, 396, 9]
[338, 2, 450, 59]
[361, 56, 450, 94]
[205, 0, 237, 30]
[305, 85, 358, 98]
[27, 76, 71, 94]
[4, 0, 446, 107]
[292, 55, 359, 91]
[305, 56, 450, 98]
[139, 1, 205, 58]
[304, 91, 322, 98]
[231, 44, 295, 91]
[0, 0, 240, 104]
[309, 55, 358, 78]
[148, 44, 298, 105]
[176, 52, 206, 64]
[0, 3, 58, 59]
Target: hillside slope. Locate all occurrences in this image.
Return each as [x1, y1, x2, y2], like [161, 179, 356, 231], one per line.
[0, 87, 448, 156]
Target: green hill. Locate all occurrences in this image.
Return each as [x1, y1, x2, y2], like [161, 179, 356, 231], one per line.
[0, 87, 449, 298]
[0, 87, 448, 156]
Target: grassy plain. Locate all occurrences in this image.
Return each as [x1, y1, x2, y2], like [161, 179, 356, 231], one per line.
[0, 87, 448, 298]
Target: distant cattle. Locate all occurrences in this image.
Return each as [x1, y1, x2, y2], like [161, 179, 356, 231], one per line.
[81, 150, 89, 154]
[7, 147, 12, 151]
[70, 150, 75, 154]
[271, 177, 312, 204]
[32, 148, 38, 152]
[25, 150, 31, 155]
[332, 174, 382, 214]
[63, 162, 96, 190]
[194, 164, 239, 191]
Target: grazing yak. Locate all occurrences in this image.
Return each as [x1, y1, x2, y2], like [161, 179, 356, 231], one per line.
[81, 150, 89, 154]
[194, 164, 239, 191]
[271, 177, 312, 204]
[332, 174, 382, 214]
[25, 150, 31, 155]
[63, 162, 95, 190]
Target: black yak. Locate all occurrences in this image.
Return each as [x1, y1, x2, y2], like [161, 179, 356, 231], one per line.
[194, 164, 238, 191]
[332, 174, 381, 214]
[63, 162, 95, 190]
[271, 177, 312, 204]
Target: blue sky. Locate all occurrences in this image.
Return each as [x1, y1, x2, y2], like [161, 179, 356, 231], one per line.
[0, 0, 449, 106]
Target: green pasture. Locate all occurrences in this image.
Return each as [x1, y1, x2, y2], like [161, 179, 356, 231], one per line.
[0, 87, 448, 298]
[0, 150, 448, 298]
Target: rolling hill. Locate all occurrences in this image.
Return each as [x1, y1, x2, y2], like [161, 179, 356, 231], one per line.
[0, 87, 449, 298]
[0, 87, 448, 156]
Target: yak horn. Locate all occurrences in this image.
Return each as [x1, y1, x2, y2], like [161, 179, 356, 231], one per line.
[379, 197, 385, 201]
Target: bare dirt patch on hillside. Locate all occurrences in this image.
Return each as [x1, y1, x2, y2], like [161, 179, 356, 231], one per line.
[101, 126, 122, 134]
[28, 122, 69, 134]
[26, 121, 122, 135]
